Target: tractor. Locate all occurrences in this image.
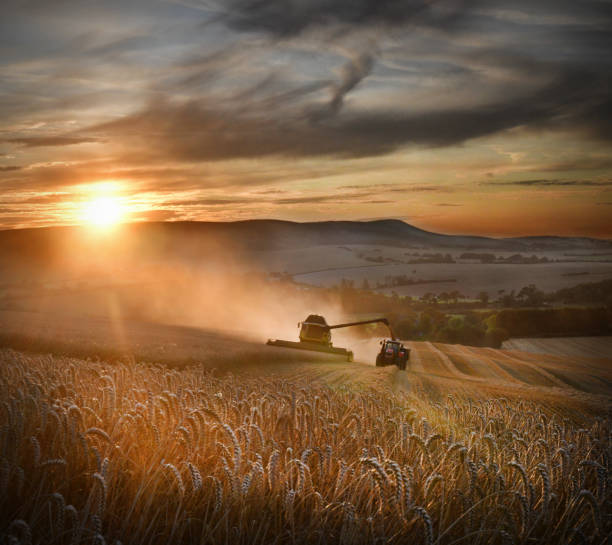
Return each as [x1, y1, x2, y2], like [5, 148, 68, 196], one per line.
[376, 339, 410, 370]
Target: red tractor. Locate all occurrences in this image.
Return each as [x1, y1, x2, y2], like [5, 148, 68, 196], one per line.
[376, 339, 410, 371]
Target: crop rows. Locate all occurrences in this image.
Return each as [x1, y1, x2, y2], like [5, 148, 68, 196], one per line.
[0, 349, 610, 544]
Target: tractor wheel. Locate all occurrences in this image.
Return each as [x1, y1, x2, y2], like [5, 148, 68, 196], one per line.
[375, 354, 383, 367]
[398, 358, 407, 371]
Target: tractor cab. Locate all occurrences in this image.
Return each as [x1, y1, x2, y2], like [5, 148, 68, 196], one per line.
[376, 339, 410, 370]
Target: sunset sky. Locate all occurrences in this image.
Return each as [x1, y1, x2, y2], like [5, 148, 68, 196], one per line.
[1, 0, 611, 236]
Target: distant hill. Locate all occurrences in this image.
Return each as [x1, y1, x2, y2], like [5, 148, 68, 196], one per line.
[1, 219, 611, 271]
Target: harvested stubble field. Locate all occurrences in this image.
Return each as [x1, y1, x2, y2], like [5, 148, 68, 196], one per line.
[0, 347, 610, 545]
[502, 337, 612, 361]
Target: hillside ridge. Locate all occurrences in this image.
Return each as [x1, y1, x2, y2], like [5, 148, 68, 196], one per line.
[1, 220, 611, 268]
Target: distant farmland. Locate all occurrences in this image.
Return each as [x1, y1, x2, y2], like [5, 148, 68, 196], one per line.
[292, 257, 612, 298]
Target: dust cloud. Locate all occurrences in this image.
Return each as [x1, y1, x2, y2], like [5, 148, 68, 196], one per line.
[134, 264, 347, 343]
[0, 223, 397, 362]
[1, 224, 351, 345]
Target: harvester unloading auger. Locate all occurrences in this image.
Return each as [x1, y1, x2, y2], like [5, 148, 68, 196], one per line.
[267, 314, 410, 369]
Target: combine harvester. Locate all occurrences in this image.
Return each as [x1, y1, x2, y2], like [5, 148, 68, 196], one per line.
[267, 314, 410, 369]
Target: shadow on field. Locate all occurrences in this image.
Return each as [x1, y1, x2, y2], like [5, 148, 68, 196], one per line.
[0, 309, 347, 370]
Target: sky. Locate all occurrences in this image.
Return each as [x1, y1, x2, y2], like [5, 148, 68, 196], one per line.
[1, 0, 611, 236]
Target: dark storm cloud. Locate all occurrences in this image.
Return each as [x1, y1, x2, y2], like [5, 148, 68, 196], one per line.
[341, 70, 611, 146]
[211, 0, 612, 147]
[328, 52, 374, 116]
[216, 0, 476, 120]
[231, 77, 330, 113]
[2, 0, 611, 162]
[68, 48, 610, 162]
[221, 0, 474, 37]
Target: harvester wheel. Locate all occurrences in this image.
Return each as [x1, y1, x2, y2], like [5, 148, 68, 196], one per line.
[375, 354, 383, 367]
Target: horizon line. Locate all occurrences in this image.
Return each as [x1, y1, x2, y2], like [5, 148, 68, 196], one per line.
[1, 218, 611, 242]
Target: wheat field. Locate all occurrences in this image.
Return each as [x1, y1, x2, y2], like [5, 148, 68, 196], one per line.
[0, 348, 610, 545]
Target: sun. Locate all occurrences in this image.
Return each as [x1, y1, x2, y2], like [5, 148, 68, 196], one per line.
[82, 196, 123, 228]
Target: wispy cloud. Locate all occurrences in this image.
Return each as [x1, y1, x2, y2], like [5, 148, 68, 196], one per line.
[484, 179, 612, 187]
[0, 193, 70, 205]
[337, 183, 452, 193]
[165, 190, 392, 208]
[6, 136, 99, 147]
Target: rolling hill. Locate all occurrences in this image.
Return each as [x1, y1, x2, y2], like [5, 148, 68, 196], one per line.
[1, 220, 611, 272]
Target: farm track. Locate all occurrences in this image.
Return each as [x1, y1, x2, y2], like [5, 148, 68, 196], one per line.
[442, 344, 503, 381]
[412, 342, 463, 378]
[426, 342, 466, 378]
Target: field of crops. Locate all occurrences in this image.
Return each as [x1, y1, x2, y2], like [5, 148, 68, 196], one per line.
[1, 347, 610, 544]
[502, 337, 612, 361]
[407, 341, 612, 400]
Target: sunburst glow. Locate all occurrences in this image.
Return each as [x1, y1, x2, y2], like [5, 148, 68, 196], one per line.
[82, 196, 123, 228]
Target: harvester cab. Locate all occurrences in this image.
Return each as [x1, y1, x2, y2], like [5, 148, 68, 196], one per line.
[298, 314, 332, 345]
